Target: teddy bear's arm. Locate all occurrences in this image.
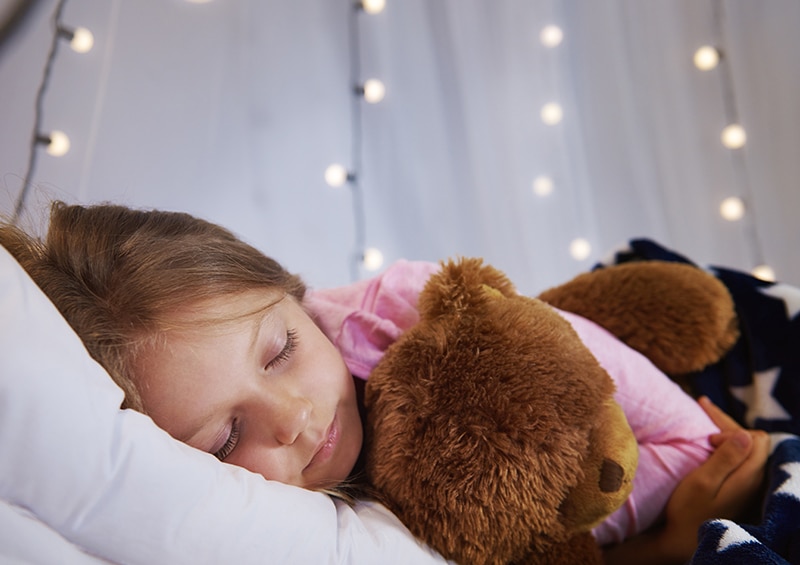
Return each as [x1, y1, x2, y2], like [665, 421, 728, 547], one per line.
[537, 261, 738, 376]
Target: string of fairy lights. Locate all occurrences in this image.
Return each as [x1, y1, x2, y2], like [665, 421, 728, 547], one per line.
[12, 0, 386, 282]
[324, 0, 387, 281]
[704, 0, 772, 281]
[14, 0, 774, 281]
[12, 0, 93, 224]
[530, 3, 773, 281]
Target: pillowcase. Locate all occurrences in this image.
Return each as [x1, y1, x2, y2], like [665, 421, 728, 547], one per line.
[0, 245, 447, 564]
[0, 499, 110, 564]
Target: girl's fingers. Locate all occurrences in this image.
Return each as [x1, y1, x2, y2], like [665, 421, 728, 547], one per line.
[718, 430, 769, 490]
[699, 395, 743, 433]
[661, 396, 769, 562]
[709, 429, 752, 448]
[714, 430, 770, 517]
[694, 430, 753, 493]
[664, 430, 754, 538]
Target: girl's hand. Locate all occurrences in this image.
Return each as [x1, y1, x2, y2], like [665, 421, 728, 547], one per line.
[656, 396, 769, 562]
[604, 396, 769, 565]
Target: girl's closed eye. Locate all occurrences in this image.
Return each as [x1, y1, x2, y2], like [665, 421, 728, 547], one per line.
[213, 419, 240, 461]
[212, 329, 298, 461]
[268, 328, 298, 369]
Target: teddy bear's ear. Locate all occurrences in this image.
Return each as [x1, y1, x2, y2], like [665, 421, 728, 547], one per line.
[417, 257, 517, 319]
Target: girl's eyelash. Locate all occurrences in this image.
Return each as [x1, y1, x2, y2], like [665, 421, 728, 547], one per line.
[213, 419, 240, 461]
[268, 328, 298, 369]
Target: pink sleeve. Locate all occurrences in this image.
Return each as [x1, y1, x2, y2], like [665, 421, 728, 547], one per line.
[556, 310, 718, 545]
[304, 260, 441, 379]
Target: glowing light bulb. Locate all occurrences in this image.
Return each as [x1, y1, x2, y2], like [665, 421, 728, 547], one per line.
[540, 25, 563, 48]
[541, 103, 563, 125]
[362, 79, 386, 103]
[45, 130, 70, 156]
[693, 46, 720, 70]
[570, 238, 591, 261]
[70, 27, 94, 53]
[532, 175, 554, 197]
[719, 196, 745, 221]
[363, 247, 384, 271]
[361, 0, 386, 14]
[751, 265, 776, 282]
[721, 124, 746, 149]
[324, 164, 349, 187]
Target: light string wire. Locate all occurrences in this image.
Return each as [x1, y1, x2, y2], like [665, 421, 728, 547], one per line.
[12, 0, 68, 225]
[711, 0, 765, 270]
[346, 2, 368, 283]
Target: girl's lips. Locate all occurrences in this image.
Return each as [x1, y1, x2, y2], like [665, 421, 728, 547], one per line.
[306, 413, 339, 470]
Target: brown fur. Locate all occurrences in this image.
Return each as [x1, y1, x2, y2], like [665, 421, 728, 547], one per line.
[364, 257, 737, 565]
[538, 261, 739, 376]
[364, 258, 636, 565]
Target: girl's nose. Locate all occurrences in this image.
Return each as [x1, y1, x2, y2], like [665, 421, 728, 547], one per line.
[270, 392, 312, 445]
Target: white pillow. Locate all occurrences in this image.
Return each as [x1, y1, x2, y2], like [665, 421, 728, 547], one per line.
[0, 245, 449, 565]
[0, 499, 111, 564]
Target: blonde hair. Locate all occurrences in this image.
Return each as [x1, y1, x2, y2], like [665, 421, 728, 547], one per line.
[0, 201, 306, 411]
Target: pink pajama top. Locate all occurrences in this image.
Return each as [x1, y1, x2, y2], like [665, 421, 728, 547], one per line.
[305, 260, 718, 545]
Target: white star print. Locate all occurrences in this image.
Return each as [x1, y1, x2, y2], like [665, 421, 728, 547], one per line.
[760, 283, 800, 319]
[714, 519, 760, 552]
[774, 462, 800, 501]
[730, 367, 792, 427]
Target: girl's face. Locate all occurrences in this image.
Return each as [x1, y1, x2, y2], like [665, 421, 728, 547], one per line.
[137, 290, 363, 489]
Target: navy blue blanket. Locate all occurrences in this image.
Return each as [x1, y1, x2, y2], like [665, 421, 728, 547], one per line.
[597, 239, 800, 564]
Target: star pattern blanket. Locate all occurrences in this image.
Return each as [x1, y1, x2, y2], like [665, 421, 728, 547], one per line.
[597, 239, 800, 564]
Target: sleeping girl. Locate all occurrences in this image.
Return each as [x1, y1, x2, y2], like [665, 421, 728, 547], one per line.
[0, 200, 768, 564]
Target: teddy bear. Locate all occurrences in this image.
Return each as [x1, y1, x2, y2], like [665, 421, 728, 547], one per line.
[362, 257, 739, 565]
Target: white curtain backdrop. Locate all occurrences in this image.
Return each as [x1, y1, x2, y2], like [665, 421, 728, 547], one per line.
[1, 0, 798, 294]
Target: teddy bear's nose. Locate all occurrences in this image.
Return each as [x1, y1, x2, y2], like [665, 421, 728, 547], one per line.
[599, 459, 624, 493]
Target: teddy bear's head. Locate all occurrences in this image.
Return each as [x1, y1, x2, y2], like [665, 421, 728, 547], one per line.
[364, 258, 638, 565]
